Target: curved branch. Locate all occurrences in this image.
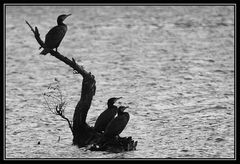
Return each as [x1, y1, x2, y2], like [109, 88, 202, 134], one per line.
[26, 20, 96, 147]
[59, 112, 73, 135]
[25, 20, 92, 79]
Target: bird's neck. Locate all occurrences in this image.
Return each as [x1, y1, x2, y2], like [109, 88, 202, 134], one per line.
[117, 111, 125, 115]
[108, 104, 116, 109]
[57, 21, 66, 26]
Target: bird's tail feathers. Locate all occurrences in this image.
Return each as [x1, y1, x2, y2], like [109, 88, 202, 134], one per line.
[40, 49, 50, 55]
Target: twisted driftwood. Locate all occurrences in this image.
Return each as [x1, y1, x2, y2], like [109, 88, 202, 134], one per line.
[26, 20, 137, 152]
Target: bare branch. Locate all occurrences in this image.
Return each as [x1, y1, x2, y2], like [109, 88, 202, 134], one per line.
[60, 113, 74, 135]
[27, 20, 99, 148]
[26, 20, 93, 79]
[42, 79, 73, 134]
[25, 20, 35, 33]
[26, 20, 44, 48]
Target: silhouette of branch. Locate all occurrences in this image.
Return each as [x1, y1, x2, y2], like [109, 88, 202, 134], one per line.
[43, 79, 73, 135]
[25, 21, 44, 49]
[25, 20, 94, 79]
[26, 20, 96, 147]
[55, 103, 73, 135]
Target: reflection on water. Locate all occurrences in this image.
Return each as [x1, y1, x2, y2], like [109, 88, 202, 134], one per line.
[6, 6, 234, 158]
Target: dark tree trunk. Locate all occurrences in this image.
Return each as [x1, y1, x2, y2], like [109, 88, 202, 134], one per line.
[72, 74, 96, 147]
[26, 21, 137, 152]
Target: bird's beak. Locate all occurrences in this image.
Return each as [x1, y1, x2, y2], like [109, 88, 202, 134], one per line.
[64, 14, 71, 19]
[121, 106, 129, 112]
[114, 97, 122, 103]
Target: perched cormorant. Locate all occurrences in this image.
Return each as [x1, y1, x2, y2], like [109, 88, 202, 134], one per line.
[94, 97, 122, 133]
[40, 14, 71, 55]
[103, 106, 130, 138]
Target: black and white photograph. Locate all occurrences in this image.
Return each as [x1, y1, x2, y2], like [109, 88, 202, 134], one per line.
[4, 4, 236, 159]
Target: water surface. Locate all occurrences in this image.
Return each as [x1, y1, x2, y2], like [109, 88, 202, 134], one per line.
[5, 5, 234, 158]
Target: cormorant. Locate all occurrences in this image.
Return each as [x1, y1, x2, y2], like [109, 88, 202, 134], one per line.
[94, 97, 122, 133]
[40, 14, 71, 55]
[103, 106, 130, 138]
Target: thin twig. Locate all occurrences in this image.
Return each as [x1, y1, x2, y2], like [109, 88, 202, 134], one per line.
[60, 114, 74, 135]
[25, 20, 35, 33]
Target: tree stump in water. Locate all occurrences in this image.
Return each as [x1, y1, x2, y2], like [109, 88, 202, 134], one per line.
[88, 136, 138, 153]
[26, 21, 137, 153]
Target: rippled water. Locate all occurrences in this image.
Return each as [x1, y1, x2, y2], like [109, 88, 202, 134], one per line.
[5, 5, 235, 159]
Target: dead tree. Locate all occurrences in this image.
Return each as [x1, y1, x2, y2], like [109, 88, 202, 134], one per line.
[26, 21, 137, 153]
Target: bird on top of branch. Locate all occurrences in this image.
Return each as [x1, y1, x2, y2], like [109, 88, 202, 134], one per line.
[40, 14, 71, 55]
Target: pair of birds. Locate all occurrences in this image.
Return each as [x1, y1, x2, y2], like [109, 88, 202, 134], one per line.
[94, 97, 130, 138]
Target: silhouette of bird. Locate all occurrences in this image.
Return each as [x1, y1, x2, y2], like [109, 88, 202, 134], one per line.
[94, 97, 122, 133]
[103, 106, 130, 138]
[40, 14, 71, 55]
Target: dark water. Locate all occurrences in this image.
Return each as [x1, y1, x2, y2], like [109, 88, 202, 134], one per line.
[5, 6, 234, 158]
